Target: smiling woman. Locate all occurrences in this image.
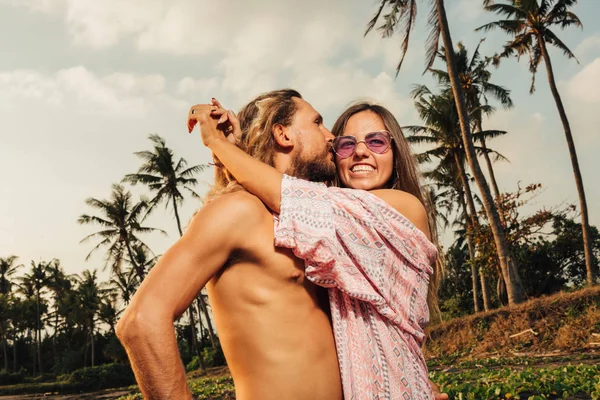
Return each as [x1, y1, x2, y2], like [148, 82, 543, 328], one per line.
[331, 101, 442, 319]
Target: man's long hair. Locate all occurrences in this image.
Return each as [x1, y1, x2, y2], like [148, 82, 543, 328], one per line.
[332, 102, 444, 322]
[205, 89, 301, 202]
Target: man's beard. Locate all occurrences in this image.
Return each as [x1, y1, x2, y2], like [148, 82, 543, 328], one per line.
[285, 142, 337, 183]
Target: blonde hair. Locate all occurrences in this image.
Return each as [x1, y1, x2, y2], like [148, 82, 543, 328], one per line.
[205, 89, 302, 202]
[332, 102, 445, 322]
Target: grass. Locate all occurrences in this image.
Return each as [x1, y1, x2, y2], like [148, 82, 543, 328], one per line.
[425, 287, 600, 360]
[431, 364, 600, 399]
[113, 361, 600, 400]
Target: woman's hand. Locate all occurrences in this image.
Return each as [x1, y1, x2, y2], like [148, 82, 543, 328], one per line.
[210, 99, 242, 145]
[187, 99, 241, 147]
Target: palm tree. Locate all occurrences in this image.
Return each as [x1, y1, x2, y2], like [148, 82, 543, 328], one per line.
[124, 134, 215, 355]
[123, 134, 207, 236]
[110, 266, 138, 306]
[478, 0, 596, 286]
[78, 184, 165, 280]
[8, 296, 28, 372]
[127, 243, 160, 279]
[426, 165, 484, 312]
[75, 269, 104, 367]
[407, 90, 506, 311]
[430, 41, 513, 201]
[366, 0, 526, 304]
[45, 259, 72, 367]
[19, 261, 49, 375]
[0, 256, 21, 370]
[99, 292, 121, 336]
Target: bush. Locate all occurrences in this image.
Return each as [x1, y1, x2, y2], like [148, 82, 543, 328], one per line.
[186, 347, 226, 371]
[28, 372, 57, 383]
[186, 356, 200, 372]
[67, 363, 135, 390]
[0, 369, 26, 385]
[202, 347, 225, 368]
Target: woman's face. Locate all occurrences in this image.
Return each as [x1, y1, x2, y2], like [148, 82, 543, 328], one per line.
[335, 110, 394, 190]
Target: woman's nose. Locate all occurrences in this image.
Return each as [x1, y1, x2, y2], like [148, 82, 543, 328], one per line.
[354, 141, 369, 157]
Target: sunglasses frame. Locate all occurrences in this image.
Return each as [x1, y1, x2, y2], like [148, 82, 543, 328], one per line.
[332, 130, 393, 159]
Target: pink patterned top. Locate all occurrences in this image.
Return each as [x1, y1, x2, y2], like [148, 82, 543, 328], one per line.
[274, 175, 437, 400]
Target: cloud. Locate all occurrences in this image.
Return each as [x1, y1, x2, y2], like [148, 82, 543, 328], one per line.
[449, 0, 484, 22]
[0, 67, 183, 116]
[575, 34, 600, 60]
[0, 0, 62, 13]
[566, 58, 600, 105]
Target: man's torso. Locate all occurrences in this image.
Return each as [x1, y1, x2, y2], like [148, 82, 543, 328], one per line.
[205, 192, 342, 400]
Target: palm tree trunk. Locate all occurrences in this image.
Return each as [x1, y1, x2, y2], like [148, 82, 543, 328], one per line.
[12, 335, 16, 373]
[2, 321, 8, 371]
[538, 37, 597, 286]
[125, 241, 145, 281]
[90, 321, 95, 367]
[172, 196, 184, 237]
[479, 268, 492, 311]
[83, 337, 88, 368]
[436, 0, 524, 305]
[35, 293, 42, 375]
[196, 295, 217, 348]
[454, 153, 479, 228]
[29, 328, 35, 376]
[458, 190, 481, 313]
[188, 309, 205, 371]
[52, 311, 58, 368]
[476, 120, 507, 229]
[476, 120, 502, 201]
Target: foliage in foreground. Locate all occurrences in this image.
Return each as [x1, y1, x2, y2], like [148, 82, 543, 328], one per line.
[0, 363, 135, 396]
[118, 374, 235, 400]
[115, 363, 600, 400]
[430, 364, 600, 400]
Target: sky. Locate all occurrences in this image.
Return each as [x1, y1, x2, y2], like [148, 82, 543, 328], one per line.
[1, 0, 599, 282]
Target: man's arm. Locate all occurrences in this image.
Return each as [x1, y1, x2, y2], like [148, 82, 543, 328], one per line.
[116, 192, 263, 400]
[188, 104, 285, 213]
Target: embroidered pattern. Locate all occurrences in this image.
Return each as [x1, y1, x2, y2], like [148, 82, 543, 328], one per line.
[274, 176, 437, 400]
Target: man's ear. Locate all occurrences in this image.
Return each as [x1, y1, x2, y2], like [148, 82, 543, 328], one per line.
[272, 124, 294, 149]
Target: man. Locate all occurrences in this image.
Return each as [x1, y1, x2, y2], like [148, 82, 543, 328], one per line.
[117, 90, 343, 400]
[117, 89, 448, 400]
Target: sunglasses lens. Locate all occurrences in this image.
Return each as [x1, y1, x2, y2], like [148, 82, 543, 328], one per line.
[334, 137, 356, 158]
[365, 132, 390, 153]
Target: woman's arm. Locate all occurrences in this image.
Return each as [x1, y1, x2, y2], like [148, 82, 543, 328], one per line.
[188, 103, 284, 213]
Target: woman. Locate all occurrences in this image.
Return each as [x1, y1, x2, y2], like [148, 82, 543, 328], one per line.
[189, 95, 442, 400]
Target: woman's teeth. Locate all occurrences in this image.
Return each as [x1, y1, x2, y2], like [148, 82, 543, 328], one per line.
[351, 165, 375, 174]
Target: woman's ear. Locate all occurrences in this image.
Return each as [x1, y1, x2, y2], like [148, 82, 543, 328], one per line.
[272, 124, 294, 149]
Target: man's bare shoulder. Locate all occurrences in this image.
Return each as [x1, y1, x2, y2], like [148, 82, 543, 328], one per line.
[369, 189, 430, 239]
[202, 190, 268, 219]
[186, 191, 269, 245]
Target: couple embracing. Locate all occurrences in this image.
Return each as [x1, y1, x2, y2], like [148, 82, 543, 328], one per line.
[117, 89, 447, 400]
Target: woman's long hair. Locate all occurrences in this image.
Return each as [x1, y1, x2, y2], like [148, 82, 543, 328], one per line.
[332, 102, 444, 322]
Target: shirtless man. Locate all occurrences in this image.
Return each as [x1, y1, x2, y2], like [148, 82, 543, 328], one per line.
[117, 89, 448, 400]
[116, 90, 343, 400]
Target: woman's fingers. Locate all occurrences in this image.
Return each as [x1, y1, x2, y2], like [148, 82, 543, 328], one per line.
[187, 104, 222, 133]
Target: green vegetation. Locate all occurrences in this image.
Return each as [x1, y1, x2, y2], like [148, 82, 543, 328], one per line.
[431, 364, 600, 400]
[0, 363, 136, 396]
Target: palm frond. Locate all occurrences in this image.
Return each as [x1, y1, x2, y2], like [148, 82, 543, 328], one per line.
[424, 2, 441, 71]
[543, 29, 579, 62]
[481, 81, 513, 108]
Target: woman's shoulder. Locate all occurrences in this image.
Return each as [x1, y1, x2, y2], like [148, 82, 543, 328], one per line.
[368, 189, 430, 240]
